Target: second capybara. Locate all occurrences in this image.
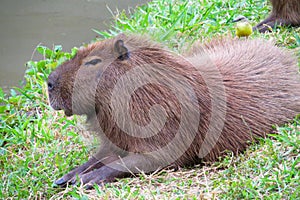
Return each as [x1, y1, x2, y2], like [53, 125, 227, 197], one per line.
[254, 0, 300, 32]
[47, 34, 300, 187]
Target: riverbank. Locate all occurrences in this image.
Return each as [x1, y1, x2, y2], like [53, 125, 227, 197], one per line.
[1, 0, 299, 199]
[0, 0, 149, 87]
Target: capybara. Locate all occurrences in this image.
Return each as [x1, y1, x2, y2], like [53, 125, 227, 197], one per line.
[47, 34, 300, 188]
[254, 0, 300, 32]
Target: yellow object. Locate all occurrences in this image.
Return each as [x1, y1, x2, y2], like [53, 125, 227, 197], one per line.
[233, 16, 253, 38]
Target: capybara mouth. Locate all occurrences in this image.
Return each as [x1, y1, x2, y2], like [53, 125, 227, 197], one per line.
[49, 103, 62, 111]
[49, 99, 72, 116]
[49, 102, 72, 116]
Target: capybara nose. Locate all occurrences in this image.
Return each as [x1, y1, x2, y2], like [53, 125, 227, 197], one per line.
[47, 80, 54, 91]
[47, 72, 59, 92]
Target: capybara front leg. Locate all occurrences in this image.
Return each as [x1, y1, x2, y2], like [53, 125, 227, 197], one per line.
[54, 156, 104, 186]
[79, 154, 164, 188]
[254, 16, 288, 32]
[54, 147, 119, 187]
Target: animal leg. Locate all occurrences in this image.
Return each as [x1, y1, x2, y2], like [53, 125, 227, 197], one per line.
[78, 153, 164, 188]
[54, 148, 119, 186]
[254, 15, 293, 32]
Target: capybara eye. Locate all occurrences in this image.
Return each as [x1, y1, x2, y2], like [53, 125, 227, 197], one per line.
[85, 58, 102, 66]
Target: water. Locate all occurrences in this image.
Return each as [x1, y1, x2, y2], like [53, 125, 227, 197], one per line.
[0, 0, 148, 89]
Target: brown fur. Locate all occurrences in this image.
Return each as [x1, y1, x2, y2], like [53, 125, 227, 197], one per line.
[254, 0, 300, 32]
[47, 34, 300, 187]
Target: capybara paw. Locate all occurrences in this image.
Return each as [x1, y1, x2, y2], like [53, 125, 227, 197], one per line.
[254, 17, 293, 33]
[54, 177, 67, 186]
[254, 24, 273, 33]
[54, 174, 84, 187]
[77, 166, 117, 188]
[53, 157, 104, 187]
[54, 167, 110, 188]
[54, 170, 82, 187]
[78, 170, 107, 188]
[254, 20, 275, 33]
[54, 175, 73, 187]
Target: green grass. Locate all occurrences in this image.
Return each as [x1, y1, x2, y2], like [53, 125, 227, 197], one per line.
[1, 0, 300, 199]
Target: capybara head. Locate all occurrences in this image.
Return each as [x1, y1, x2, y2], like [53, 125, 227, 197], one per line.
[47, 35, 137, 116]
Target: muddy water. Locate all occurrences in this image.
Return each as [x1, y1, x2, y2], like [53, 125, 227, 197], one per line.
[0, 0, 148, 89]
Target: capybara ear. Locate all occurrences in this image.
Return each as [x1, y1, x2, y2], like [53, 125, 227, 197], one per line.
[114, 39, 130, 61]
[116, 33, 127, 40]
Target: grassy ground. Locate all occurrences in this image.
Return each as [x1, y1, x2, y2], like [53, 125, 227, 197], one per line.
[1, 0, 300, 199]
